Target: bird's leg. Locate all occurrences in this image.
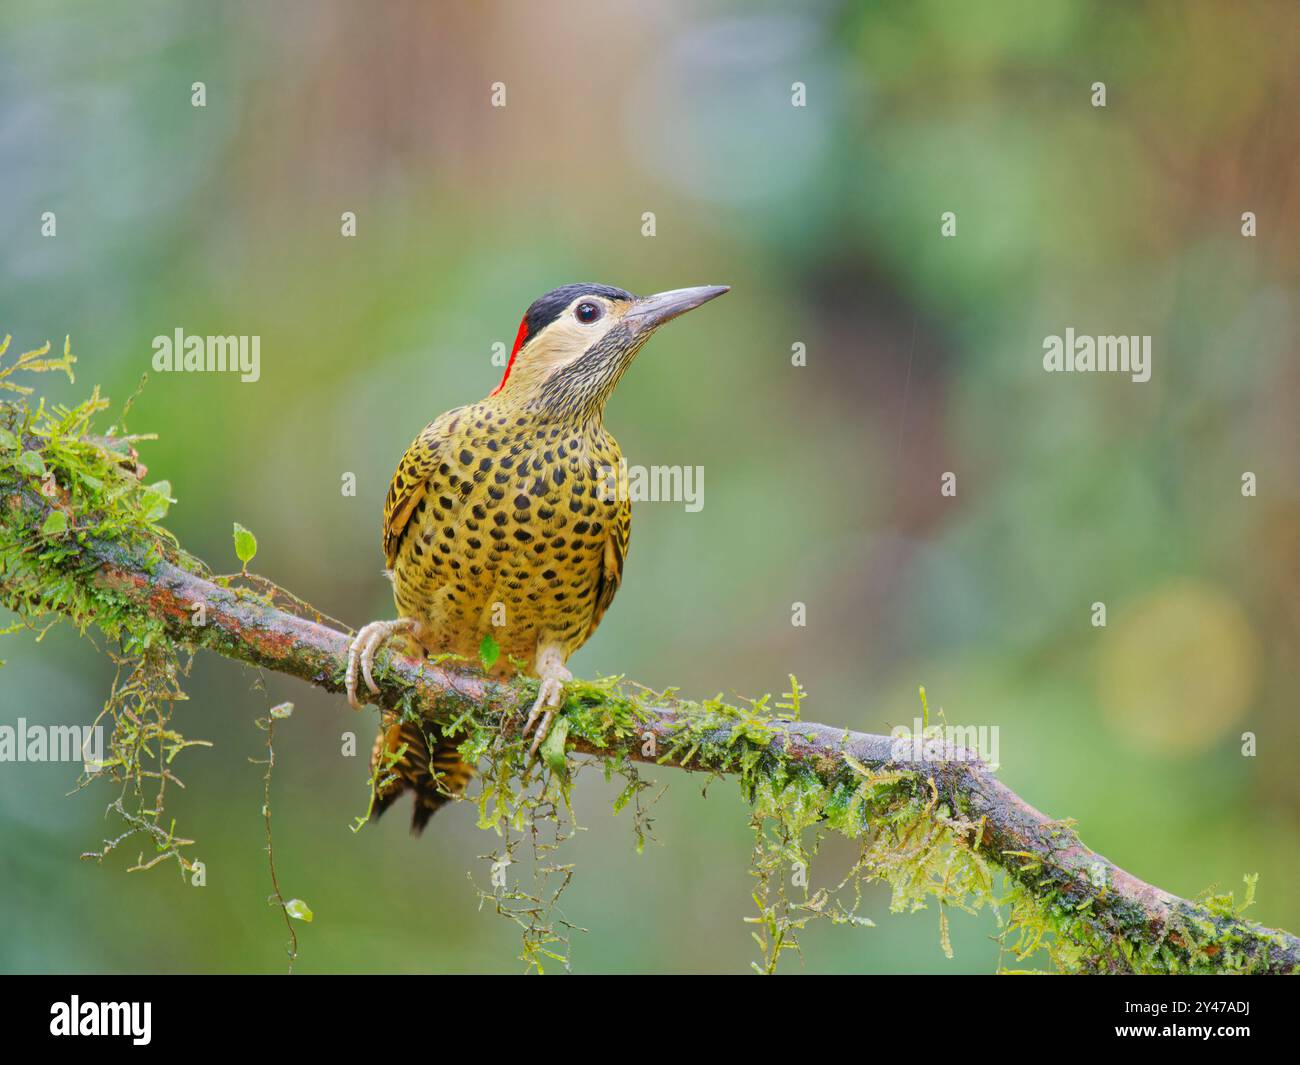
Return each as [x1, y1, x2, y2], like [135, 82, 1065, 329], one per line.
[522, 643, 572, 758]
[346, 618, 416, 709]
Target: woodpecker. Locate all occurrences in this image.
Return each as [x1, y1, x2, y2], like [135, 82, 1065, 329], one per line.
[346, 282, 729, 832]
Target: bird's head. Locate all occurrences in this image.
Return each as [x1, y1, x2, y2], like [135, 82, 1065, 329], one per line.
[489, 282, 729, 417]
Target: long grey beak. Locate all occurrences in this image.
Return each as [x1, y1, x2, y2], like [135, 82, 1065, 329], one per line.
[624, 285, 729, 333]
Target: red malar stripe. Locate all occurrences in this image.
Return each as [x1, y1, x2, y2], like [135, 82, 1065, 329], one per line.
[492, 316, 530, 395]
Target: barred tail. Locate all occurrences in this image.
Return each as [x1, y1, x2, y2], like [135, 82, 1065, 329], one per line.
[370, 718, 475, 835]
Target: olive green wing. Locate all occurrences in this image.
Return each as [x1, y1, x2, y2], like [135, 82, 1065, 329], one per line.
[586, 496, 631, 640]
[381, 407, 464, 569]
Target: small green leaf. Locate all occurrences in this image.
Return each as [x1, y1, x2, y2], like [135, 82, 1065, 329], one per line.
[270, 701, 294, 719]
[147, 480, 174, 503]
[478, 632, 499, 671]
[284, 898, 313, 922]
[17, 449, 44, 477]
[233, 522, 258, 567]
[141, 481, 174, 522]
[0, 427, 17, 451]
[41, 509, 68, 535]
[539, 717, 570, 775]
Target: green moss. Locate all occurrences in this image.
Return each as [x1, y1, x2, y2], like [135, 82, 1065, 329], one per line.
[4, 336, 1294, 973]
[1, 337, 203, 875]
[518, 675, 1296, 974]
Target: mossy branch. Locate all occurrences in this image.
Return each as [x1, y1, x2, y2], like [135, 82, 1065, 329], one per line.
[4, 471, 1297, 972]
[1, 344, 1296, 974]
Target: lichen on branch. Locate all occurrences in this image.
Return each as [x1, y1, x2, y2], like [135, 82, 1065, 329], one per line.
[1, 336, 1296, 974]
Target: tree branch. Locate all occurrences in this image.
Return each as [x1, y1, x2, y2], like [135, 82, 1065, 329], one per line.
[2, 462, 1297, 974]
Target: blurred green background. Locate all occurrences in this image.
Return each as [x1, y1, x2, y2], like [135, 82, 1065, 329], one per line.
[2, 0, 1298, 974]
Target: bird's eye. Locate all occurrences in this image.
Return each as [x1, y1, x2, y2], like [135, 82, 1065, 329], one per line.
[575, 301, 602, 324]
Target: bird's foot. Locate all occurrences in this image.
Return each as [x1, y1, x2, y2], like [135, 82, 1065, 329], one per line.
[522, 661, 572, 759]
[346, 618, 415, 709]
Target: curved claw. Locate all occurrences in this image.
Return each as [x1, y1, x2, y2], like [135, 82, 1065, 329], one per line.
[361, 630, 384, 696]
[523, 667, 571, 759]
[345, 618, 414, 709]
